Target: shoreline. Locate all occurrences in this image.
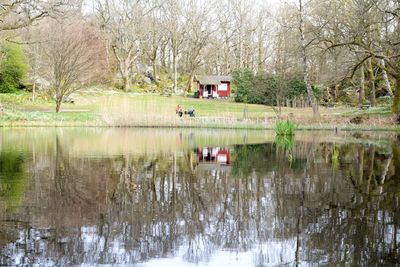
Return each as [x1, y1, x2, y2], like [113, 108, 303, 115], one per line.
[1, 120, 399, 132]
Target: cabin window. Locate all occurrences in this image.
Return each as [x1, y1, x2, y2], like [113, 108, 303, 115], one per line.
[218, 83, 228, 91]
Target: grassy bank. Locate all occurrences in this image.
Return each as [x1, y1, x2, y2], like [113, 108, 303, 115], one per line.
[0, 88, 398, 131]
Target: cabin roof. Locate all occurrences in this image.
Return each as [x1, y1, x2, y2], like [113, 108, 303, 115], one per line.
[194, 75, 232, 85]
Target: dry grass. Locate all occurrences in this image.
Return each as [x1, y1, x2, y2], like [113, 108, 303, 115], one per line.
[98, 95, 269, 128]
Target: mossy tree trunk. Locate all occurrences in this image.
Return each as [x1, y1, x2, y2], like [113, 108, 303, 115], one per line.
[359, 64, 365, 106]
[367, 58, 376, 107]
[393, 73, 400, 121]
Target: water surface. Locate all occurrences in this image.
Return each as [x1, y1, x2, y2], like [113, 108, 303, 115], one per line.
[0, 128, 399, 266]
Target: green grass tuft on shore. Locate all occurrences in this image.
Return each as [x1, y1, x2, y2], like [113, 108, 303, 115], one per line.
[275, 120, 296, 135]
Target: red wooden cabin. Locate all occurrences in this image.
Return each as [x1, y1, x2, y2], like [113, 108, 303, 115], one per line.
[194, 75, 232, 98]
[197, 147, 230, 165]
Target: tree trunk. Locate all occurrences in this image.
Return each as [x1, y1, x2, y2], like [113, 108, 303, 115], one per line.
[334, 84, 339, 102]
[185, 70, 195, 96]
[393, 74, 400, 117]
[172, 43, 178, 94]
[160, 43, 167, 68]
[152, 59, 157, 82]
[32, 82, 36, 102]
[367, 58, 376, 107]
[119, 59, 131, 92]
[380, 59, 393, 97]
[326, 86, 332, 103]
[122, 76, 130, 92]
[359, 64, 365, 106]
[299, 0, 319, 117]
[56, 100, 62, 113]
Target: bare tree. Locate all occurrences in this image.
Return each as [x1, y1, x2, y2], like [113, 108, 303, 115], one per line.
[96, 0, 147, 92]
[323, 0, 400, 114]
[0, 0, 67, 31]
[182, 0, 214, 94]
[38, 18, 101, 112]
[298, 0, 319, 116]
[165, 0, 186, 93]
[141, 0, 164, 81]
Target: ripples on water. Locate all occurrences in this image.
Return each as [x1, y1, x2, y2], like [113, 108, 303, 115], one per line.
[0, 128, 399, 266]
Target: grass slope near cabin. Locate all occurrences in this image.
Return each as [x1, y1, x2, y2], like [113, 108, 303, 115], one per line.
[0, 88, 398, 130]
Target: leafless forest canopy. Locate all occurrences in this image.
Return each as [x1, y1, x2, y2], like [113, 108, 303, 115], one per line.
[1, 0, 400, 112]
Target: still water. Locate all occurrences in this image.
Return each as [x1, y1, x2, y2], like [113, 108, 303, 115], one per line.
[0, 128, 399, 266]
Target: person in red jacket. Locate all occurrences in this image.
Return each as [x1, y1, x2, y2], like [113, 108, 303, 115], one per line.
[176, 104, 183, 117]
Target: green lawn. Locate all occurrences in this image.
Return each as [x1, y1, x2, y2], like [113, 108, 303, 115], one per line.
[0, 88, 397, 130]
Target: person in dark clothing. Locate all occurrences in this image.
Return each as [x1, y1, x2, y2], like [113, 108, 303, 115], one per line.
[187, 107, 195, 117]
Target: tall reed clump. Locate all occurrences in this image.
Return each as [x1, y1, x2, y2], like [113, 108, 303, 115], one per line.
[274, 120, 296, 135]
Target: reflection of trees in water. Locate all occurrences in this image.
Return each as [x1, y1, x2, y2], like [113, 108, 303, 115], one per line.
[232, 141, 400, 264]
[0, 150, 29, 257]
[0, 151, 28, 212]
[0, 139, 399, 265]
[287, 142, 400, 265]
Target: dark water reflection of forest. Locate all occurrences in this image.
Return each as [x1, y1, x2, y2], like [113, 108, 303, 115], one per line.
[0, 128, 399, 266]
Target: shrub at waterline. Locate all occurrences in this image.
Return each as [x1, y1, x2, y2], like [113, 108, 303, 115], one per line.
[274, 120, 296, 135]
[0, 42, 28, 93]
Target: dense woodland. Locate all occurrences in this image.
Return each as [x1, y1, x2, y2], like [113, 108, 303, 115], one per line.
[0, 0, 399, 116]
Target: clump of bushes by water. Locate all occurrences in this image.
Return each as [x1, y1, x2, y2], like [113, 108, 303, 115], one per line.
[274, 120, 296, 135]
[232, 69, 321, 106]
[0, 42, 28, 93]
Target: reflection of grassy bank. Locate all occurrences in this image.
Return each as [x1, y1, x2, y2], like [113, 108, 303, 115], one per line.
[0, 128, 396, 157]
[0, 90, 398, 130]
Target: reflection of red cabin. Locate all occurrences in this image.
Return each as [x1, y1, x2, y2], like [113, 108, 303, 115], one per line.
[194, 75, 232, 98]
[197, 147, 230, 165]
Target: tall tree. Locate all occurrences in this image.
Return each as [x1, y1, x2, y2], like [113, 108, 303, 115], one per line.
[165, 0, 186, 93]
[96, 0, 146, 91]
[182, 0, 213, 94]
[298, 0, 318, 116]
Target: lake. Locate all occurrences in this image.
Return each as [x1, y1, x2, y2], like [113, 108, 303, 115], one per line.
[0, 128, 399, 266]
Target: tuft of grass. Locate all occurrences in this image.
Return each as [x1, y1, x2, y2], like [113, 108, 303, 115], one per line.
[274, 120, 296, 135]
[331, 145, 339, 170]
[275, 135, 295, 149]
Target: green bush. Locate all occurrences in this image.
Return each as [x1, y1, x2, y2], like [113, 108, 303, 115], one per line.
[0, 42, 28, 93]
[232, 69, 320, 105]
[274, 120, 296, 136]
[232, 69, 254, 103]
